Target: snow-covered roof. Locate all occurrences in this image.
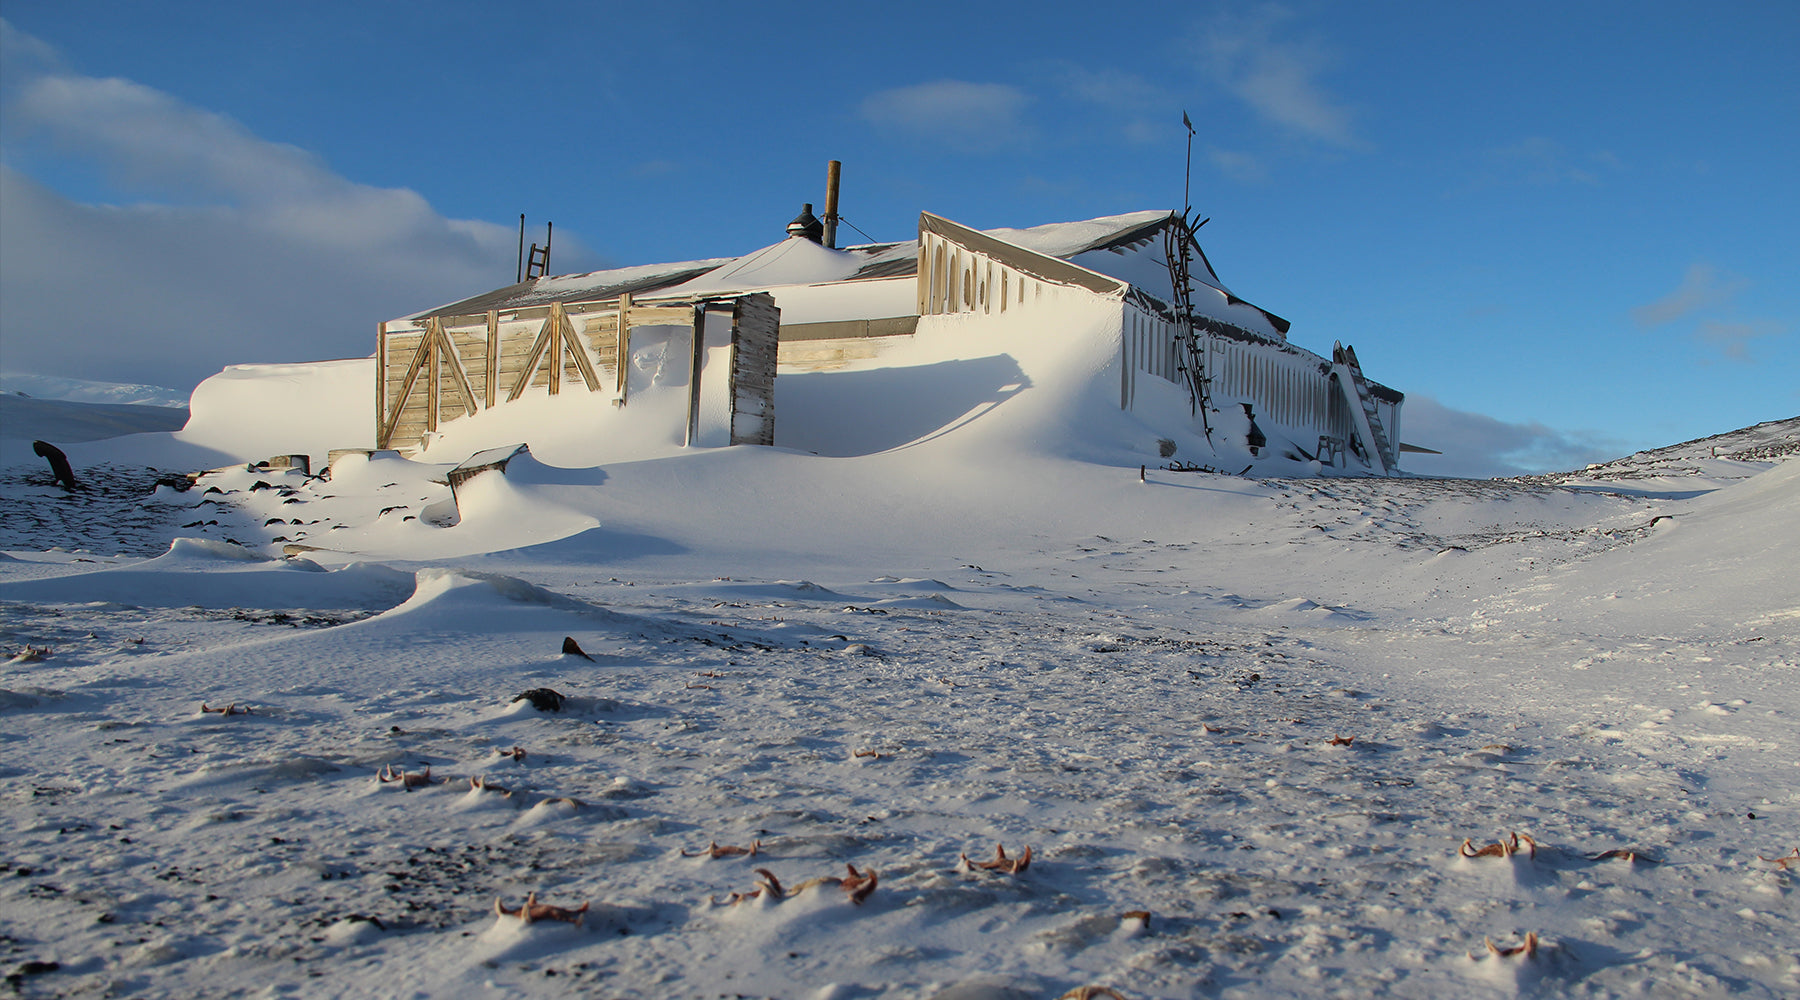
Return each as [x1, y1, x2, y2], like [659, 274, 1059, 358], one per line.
[980, 210, 1174, 260]
[404, 259, 734, 320]
[398, 210, 1273, 329]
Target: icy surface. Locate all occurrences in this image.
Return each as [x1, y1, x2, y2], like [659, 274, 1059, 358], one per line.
[1, 364, 1796, 998]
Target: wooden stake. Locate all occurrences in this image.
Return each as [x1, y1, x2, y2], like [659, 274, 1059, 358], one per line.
[686, 302, 707, 446]
[616, 292, 633, 402]
[425, 317, 441, 433]
[376, 322, 388, 447]
[485, 311, 499, 408]
[548, 302, 563, 396]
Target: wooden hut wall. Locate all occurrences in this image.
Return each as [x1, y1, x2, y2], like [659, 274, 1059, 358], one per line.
[728, 292, 779, 446]
[1119, 301, 1184, 410]
[1202, 338, 1336, 440]
[377, 292, 778, 452]
[917, 216, 1124, 321]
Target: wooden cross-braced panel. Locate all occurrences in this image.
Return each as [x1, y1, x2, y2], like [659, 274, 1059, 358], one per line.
[377, 291, 779, 451]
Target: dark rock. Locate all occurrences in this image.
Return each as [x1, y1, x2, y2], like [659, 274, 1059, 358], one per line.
[512, 688, 565, 712]
[562, 636, 594, 661]
[32, 441, 78, 490]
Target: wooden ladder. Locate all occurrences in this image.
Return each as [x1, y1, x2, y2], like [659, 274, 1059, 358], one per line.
[526, 222, 552, 279]
[1332, 341, 1395, 473]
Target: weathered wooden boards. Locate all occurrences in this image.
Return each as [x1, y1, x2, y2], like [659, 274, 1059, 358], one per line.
[377, 292, 779, 453]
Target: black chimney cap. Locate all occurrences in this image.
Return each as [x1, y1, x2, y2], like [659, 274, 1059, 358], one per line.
[787, 203, 823, 243]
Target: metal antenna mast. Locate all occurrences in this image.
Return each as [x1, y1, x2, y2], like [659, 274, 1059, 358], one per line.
[1167, 110, 1213, 440]
[1182, 110, 1195, 214]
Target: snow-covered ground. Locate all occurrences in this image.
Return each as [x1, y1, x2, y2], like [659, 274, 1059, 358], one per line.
[1, 346, 1795, 998]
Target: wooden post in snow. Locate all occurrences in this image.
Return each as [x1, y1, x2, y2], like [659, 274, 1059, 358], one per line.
[548, 301, 564, 396]
[425, 317, 442, 434]
[686, 301, 707, 446]
[375, 322, 388, 447]
[616, 292, 633, 403]
[485, 311, 499, 408]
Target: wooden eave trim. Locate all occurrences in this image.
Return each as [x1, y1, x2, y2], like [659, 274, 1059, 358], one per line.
[919, 212, 1127, 296]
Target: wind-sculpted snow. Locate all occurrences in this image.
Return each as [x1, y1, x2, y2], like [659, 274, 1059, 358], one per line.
[1, 396, 1797, 996]
[0, 538, 415, 611]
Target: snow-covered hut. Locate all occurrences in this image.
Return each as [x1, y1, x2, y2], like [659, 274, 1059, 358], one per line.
[376, 209, 1406, 473]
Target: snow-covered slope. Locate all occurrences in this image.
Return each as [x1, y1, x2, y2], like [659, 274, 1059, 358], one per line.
[1, 333, 1796, 997]
[0, 394, 188, 444]
[0, 373, 190, 409]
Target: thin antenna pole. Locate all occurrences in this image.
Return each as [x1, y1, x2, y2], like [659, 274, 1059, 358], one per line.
[1181, 110, 1196, 213]
[517, 214, 526, 283]
[544, 221, 552, 276]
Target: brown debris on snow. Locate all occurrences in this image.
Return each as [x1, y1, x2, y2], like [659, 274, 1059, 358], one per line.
[376, 764, 440, 789]
[200, 702, 251, 716]
[494, 892, 589, 926]
[1757, 847, 1799, 870]
[710, 864, 878, 906]
[961, 843, 1032, 874]
[682, 839, 762, 859]
[1587, 848, 1658, 864]
[467, 775, 512, 797]
[1482, 931, 1540, 960]
[1459, 832, 1537, 860]
[838, 863, 878, 904]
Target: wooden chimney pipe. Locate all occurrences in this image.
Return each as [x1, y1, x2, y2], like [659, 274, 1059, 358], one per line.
[823, 160, 841, 249]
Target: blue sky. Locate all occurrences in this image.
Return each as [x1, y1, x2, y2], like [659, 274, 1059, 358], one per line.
[1, 1, 1794, 475]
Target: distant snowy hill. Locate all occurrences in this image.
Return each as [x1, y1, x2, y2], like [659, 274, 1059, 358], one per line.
[1560, 415, 1800, 479]
[0, 373, 190, 445]
[0, 372, 190, 409]
[0, 394, 188, 443]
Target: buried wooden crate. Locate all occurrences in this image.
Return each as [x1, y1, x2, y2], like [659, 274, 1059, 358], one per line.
[375, 291, 778, 451]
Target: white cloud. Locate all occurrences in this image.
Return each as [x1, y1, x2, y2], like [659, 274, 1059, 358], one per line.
[859, 80, 1034, 153]
[1198, 4, 1364, 150]
[1051, 66, 1167, 146]
[1630, 262, 1748, 328]
[1054, 66, 1162, 113]
[0, 21, 553, 392]
[1207, 147, 1267, 183]
[1397, 395, 1621, 478]
[1467, 136, 1624, 190]
[1697, 319, 1787, 362]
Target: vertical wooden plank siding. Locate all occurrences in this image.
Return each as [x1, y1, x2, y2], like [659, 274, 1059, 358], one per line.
[379, 332, 433, 448]
[434, 322, 480, 417]
[507, 313, 556, 402]
[727, 292, 779, 446]
[377, 290, 795, 453]
[559, 305, 602, 392]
